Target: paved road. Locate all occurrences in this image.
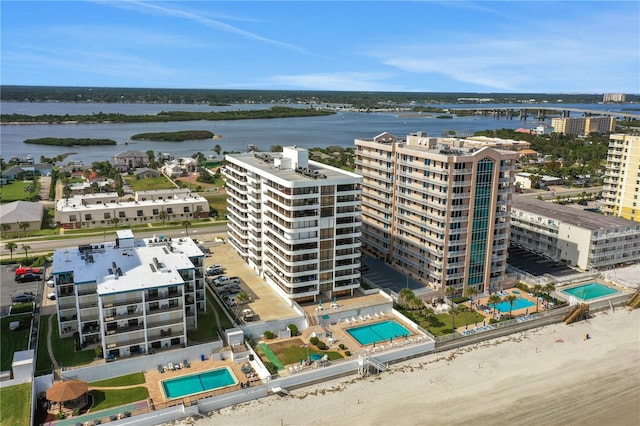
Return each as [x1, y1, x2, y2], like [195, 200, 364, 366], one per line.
[0, 224, 228, 257]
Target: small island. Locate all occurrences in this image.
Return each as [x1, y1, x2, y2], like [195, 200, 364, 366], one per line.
[23, 137, 117, 146]
[131, 130, 214, 141]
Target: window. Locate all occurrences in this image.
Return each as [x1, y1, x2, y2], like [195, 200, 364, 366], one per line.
[183, 206, 190, 213]
[119, 211, 126, 218]
[167, 208, 173, 214]
[85, 214, 92, 221]
[69, 215, 77, 222]
[152, 208, 159, 215]
[104, 212, 111, 219]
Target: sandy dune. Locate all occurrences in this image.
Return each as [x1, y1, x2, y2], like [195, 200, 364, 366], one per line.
[184, 307, 640, 426]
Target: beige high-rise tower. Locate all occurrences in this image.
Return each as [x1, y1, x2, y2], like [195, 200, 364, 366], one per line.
[355, 132, 517, 297]
[603, 133, 640, 222]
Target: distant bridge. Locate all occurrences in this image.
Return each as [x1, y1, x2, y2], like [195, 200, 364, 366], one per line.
[446, 106, 640, 120]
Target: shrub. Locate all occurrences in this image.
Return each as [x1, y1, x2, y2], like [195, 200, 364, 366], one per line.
[95, 346, 103, 358]
[344, 351, 351, 356]
[338, 343, 346, 350]
[316, 341, 328, 350]
[309, 336, 319, 345]
[264, 330, 275, 339]
[489, 318, 498, 324]
[263, 361, 278, 375]
[452, 296, 469, 304]
[287, 324, 298, 336]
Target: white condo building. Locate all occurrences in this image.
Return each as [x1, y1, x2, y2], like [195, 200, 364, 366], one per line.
[51, 231, 206, 360]
[223, 147, 362, 303]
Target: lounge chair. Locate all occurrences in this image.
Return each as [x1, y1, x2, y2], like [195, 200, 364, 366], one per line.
[374, 312, 380, 318]
[351, 316, 358, 323]
[183, 359, 190, 368]
[168, 362, 174, 370]
[344, 317, 350, 324]
[366, 314, 372, 320]
[158, 364, 164, 373]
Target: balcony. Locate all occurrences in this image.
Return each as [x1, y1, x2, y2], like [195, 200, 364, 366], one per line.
[102, 298, 143, 308]
[147, 304, 182, 315]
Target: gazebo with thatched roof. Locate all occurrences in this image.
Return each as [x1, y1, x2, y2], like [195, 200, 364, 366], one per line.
[46, 379, 88, 414]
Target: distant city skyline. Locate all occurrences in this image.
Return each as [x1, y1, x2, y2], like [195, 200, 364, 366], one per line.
[2, 1, 638, 93]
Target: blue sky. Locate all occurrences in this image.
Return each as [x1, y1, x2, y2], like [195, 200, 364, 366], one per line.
[2, 1, 638, 93]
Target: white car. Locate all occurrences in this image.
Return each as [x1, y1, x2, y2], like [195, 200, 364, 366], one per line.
[46, 279, 55, 287]
[47, 292, 56, 300]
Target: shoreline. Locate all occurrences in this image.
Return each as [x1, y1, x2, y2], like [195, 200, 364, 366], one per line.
[186, 307, 640, 426]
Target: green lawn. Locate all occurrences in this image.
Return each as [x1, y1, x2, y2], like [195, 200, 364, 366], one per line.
[10, 302, 34, 314]
[89, 387, 149, 411]
[35, 315, 53, 375]
[50, 315, 96, 367]
[1, 314, 33, 371]
[124, 175, 175, 191]
[427, 310, 487, 336]
[187, 291, 232, 342]
[0, 383, 31, 425]
[1, 180, 31, 202]
[202, 193, 228, 219]
[265, 338, 344, 365]
[90, 372, 145, 387]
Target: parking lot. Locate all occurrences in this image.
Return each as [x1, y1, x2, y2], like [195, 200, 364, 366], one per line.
[1, 264, 49, 315]
[507, 246, 579, 278]
[362, 255, 437, 298]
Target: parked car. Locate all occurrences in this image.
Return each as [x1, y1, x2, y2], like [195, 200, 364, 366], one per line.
[16, 273, 42, 283]
[242, 308, 255, 321]
[46, 279, 55, 287]
[213, 275, 240, 286]
[206, 265, 224, 276]
[12, 293, 35, 303]
[14, 267, 41, 280]
[47, 292, 56, 300]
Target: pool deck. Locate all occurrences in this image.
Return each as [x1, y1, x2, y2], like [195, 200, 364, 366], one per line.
[143, 358, 257, 405]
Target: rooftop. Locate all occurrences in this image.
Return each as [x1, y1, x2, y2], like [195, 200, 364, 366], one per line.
[512, 196, 640, 231]
[52, 235, 204, 294]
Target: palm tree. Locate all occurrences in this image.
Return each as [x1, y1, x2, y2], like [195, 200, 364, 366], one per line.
[235, 291, 251, 306]
[533, 284, 543, 312]
[213, 144, 222, 156]
[398, 288, 414, 308]
[465, 287, 478, 311]
[504, 294, 517, 318]
[182, 220, 191, 237]
[21, 244, 31, 259]
[488, 294, 502, 316]
[445, 286, 457, 306]
[448, 306, 459, 332]
[5, 242, 17, 260]
[111, 217, 120, 229]
[158, 210, 167, 225]
[18, 221, 30, 237]
[1, 223, 10, 238]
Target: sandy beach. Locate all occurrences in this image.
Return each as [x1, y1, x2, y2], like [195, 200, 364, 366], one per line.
[181, 307, 640, 426]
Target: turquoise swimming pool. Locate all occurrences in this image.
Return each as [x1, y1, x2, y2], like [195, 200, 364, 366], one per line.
[491, 297, 535, 313]
[346, 320, 411, 345]
[162, 367, 237, 399]
[563, 283, 619, 301]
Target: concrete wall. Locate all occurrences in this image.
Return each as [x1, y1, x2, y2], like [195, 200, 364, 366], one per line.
[59, 341, 223, 383]
[241, 315, 307, 340]
[109, 404, 199, 426]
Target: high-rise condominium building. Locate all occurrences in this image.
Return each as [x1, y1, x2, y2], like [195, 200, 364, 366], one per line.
[223, 147, 362, 302]
[603, 93, 626, 103]
[550, 117, 616, 135]
[603, 134, 640, 222]
[355, 132, 518, 296]
[51, 230, 206, 360]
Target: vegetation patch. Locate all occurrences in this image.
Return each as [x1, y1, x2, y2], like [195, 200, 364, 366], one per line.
[1, 314, 33, 371]
[124, 175, 175, 191]
[264, 338, 344, 365]
[131, 130, 214, 141]
[0, 180, 31, 203]
[90, 372, 145, 387]
[35, 315, 52, 375]
[50, 315, 96, 367]
[0, 383, 31, 425]
[89, 387, 149, 411]
[23, 137, 117, 146]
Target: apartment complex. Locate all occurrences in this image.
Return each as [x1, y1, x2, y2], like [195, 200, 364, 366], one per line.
[510, 197, 640, 271]
[223, 147, 362, 302]
[603, 134, 640, 222]
[550, 116, 616, 135]
[55, 189, 210, 229]
[51, 230, 206, 360]
[355, 132, 518, 296]
[603, 93, 626, 103]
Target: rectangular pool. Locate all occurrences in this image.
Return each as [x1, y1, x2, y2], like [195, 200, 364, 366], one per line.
[563, 283, 619, 301]
[491, 297, 535, 313]
[161, 367, 238, 399]
[346, 320, 411, 345]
